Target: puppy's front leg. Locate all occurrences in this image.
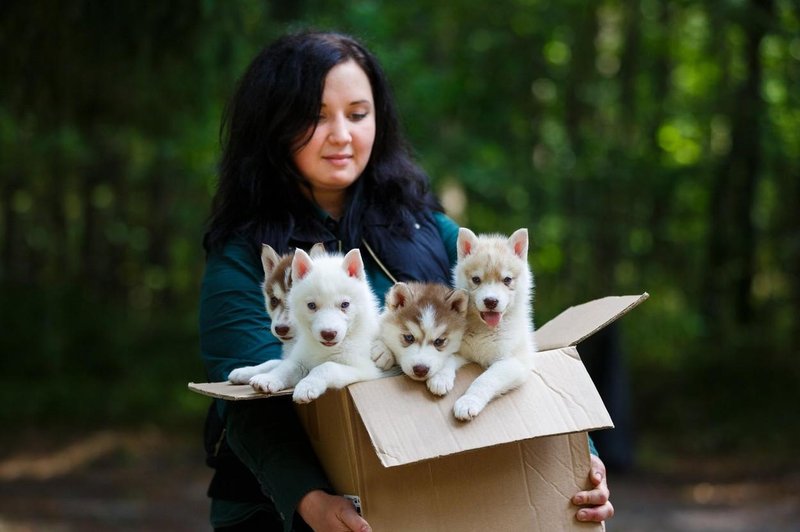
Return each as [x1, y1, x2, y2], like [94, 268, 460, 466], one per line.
[427, 355, 468, 396]
[453, 357, 528, 420]
[370, 338, 396, 370]
[228, 359, 281, 384]
[293, 361, 372, 403]
[249, 360, 305, 393]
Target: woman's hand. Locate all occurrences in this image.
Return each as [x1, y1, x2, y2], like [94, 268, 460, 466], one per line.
[572, 454, 615, 523]
[298, 490, 371, 531]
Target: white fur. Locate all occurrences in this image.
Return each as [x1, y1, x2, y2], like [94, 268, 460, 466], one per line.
[452, 227, 537, 420]
[229, 243, 328, 384]
[376, 282, 469, 396]
[248, 248, 382, 403]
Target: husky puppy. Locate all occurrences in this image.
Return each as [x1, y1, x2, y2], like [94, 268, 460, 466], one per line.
[376, 282, 469, 396]
[249, 247, 382, 403]
[452, 227, 537, 421]
[228, 243, 324, 384]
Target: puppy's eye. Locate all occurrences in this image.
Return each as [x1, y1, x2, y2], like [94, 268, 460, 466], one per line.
[307, 302, 317, 310]
[270, 296, 280, 308]
[340, 301, 350, 310]
[433, 338, 446, 348]
[402, 334, 415, 345]
[503, 277, 512, 286]
[471, 276, 481, 285]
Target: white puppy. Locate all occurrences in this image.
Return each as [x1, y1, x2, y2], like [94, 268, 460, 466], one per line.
[376, 282, 469, 396]
[229, 243, 325, 384]
[452, 227, 537, 420]
[249, 247, 382, 403]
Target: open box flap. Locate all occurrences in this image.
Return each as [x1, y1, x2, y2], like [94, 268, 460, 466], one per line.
[535, 293, 649, 352]
[347, 346, 612, 468]
[188, 381, 291, 400]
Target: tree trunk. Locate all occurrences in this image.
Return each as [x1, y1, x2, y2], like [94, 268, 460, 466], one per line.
[704, 0, 773, 327]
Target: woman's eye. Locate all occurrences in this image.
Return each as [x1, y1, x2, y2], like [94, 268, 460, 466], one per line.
[471, 276, 481, 285]
[340, 301, 350, 310]
[307, 302, 317, 310]
[350, 112, 368, 121]
[433, 338, 445, 348]
[402, 334, 415, 344]
[503, 277, 512, 286]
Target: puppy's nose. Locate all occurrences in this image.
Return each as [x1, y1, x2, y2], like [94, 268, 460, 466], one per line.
[275, 325, 290, 337]
[483, 297, 498, 310]
[321, 330, 337, 341]
[412, 364, 429, 378]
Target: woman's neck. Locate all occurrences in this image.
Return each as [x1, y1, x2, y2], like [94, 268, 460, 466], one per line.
[304, 187, 346, 220]
[318, 196, 344, 220]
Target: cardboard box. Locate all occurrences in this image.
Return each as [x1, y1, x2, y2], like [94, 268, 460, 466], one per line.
[190, 293, 648, 531]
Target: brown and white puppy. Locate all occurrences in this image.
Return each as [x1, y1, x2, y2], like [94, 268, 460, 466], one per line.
[452, 227, 537, 420]
[375, 282, 469, 396]
[261, 242, 327, 343]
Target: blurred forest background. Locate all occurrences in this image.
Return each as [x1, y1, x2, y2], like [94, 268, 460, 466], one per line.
[1, 0, 798, 474]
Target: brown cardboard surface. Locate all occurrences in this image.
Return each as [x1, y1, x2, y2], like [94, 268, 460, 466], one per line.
[295, 389, 602, 531]
[535, 293, 649, 351]
[347, 346, 612, 467]
[187, 381, 291, 400]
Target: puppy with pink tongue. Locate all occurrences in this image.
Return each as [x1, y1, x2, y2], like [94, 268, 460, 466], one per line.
[452, 227, 537, 421]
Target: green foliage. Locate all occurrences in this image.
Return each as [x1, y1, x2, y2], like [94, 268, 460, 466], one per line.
[1, 0, 799, 459]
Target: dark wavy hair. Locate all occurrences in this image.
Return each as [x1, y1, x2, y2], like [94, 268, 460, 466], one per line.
[203, 31, 441, 254]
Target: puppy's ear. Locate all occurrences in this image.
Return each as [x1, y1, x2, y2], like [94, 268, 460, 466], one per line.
[292, 248, 313, 283]
[457, 228, 478, 260]
[507, 228, 529, 259]
[386, 282, 412, 311]
[342, 249, 365, 280]
[261, 244, 281, 277]
[309, 242, 326, 258]
[447, 289, 469, 317]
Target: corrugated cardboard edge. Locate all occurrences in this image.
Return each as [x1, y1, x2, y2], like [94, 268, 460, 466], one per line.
[535, 293, 649, 351]
[187, 381, 292, 399]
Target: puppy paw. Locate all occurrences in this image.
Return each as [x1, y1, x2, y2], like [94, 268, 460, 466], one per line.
[454, 394, 486, 421]
[249, 374, 286, 394]
[370, 340, 396, 370]
[293, 376, 327, 403]
[427, 372, 455, 396]
[228, 366, 259, 384]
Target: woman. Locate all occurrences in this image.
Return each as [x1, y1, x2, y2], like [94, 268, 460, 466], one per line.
[200, 30, 613, 531]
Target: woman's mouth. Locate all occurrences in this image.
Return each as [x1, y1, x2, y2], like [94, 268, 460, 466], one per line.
[323, 154, 352, 167]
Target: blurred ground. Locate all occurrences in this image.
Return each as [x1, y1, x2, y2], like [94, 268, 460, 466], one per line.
[0, 429, 798, 532]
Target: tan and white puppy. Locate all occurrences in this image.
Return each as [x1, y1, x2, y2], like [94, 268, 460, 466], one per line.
[452, 227, 537, 420]
[228, 243, 324, 384]
[249, 247, 382, 403]
[377, 282, 469, 396]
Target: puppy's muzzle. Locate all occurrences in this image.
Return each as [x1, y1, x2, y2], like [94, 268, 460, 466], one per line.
[320, 329, 338, 346]
[412, 364, 429, 379]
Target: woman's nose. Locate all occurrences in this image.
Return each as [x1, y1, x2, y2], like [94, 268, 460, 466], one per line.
[328, 116, 352, 144]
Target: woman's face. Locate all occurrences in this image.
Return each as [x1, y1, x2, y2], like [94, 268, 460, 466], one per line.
[293, 59, 376, 214]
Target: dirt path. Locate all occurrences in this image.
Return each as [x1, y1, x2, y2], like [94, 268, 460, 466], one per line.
[0, 430, 798, 531]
